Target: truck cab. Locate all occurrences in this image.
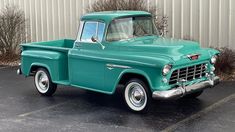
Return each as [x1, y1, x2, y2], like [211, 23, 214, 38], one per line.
[18, 11, 220, 112]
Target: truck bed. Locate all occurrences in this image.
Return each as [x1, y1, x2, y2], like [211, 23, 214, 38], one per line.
[21, 39, 75, 83]
[21, 39, 75, 52]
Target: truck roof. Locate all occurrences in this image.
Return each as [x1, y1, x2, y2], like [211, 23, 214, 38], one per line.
[81, 11, 151, 22]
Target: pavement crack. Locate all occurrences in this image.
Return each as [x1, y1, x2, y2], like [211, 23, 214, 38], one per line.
[161, 93, 235, 132]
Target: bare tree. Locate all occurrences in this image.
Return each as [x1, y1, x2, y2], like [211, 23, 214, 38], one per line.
[0, 5, 29, 60]
[87, 0, 168, 36]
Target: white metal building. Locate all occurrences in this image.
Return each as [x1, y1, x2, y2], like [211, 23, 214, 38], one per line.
[0, 0, 234, 49]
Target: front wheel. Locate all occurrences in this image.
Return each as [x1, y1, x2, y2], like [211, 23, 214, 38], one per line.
[123, 79, 151, 113]
[34, 68, 57, 96]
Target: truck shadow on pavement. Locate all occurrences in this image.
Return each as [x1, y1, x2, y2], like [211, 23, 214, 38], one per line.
[49, 86, 209, 130]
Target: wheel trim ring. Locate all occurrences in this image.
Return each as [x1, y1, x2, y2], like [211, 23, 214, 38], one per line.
[35, 70, 49, 93]
[125, 82, 147, 111]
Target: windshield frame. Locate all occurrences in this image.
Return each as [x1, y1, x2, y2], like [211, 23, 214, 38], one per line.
[105, 16, 159, 42]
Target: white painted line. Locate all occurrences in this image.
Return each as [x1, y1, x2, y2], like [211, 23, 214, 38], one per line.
[161, 93, 235, 132]
[18, 100, 71, 117]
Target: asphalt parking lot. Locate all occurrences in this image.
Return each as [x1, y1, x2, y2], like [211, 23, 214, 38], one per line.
[0, 66, 235, 132]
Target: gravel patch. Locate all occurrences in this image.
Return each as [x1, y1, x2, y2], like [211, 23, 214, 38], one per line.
[0, 60, 20, 67]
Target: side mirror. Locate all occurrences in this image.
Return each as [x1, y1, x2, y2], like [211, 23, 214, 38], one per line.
[159, 32, 163, 37]
[91, 36, 98, 42]
[91, 36, 105, 50]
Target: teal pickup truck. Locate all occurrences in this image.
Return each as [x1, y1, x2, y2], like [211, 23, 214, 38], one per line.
[18, 11, 220, 112]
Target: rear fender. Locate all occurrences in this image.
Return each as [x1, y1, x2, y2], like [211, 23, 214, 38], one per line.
[29, 63, 52, 77]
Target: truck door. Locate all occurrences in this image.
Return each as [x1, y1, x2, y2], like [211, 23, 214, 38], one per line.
[68, 21, 107, 92]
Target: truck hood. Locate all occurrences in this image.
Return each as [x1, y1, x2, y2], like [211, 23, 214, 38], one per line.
[109, 37, 216, 66]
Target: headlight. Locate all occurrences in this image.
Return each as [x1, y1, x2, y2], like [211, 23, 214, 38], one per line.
[162, 64, 172, 76]
[211, 55, 218, 64]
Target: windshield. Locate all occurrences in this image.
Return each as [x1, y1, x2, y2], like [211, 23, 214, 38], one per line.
[106, 16, 158, 41]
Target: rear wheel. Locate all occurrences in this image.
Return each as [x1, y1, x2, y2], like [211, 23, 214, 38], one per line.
[34, 68, 57, 96]
[184, 90, 203, 98]
[123, 79, 151, 113]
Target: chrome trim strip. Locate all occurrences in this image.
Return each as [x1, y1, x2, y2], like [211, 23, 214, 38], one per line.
[200, 63, 203, 78]
[106, 64, 131, 69]
[153, 76, 219, 100]
[186, 67, 188, 81]
[177, 69, 180, 83]
[193, 65, 196, 79]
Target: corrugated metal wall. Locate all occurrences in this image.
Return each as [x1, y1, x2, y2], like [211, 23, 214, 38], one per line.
[0, 0, 234, 49]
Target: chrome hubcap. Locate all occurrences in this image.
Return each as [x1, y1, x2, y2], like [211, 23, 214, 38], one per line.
[38, 73, 48, 90]
[35, 71, 49, 93]
[128, 83, 146, 108]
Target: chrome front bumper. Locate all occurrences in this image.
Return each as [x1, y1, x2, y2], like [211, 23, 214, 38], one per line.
[152, 76, 220, 100]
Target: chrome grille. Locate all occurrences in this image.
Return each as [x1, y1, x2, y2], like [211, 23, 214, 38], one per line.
[169, 63, 207, 85]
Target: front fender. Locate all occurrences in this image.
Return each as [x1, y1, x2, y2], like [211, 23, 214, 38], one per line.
[118, 69, 152, 87]
[207, 48, 220, 56]
[106, 68, 158, 94]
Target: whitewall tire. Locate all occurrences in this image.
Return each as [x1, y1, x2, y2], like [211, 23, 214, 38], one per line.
[34, 68, 57, 96]
[124, 79, 151, 112]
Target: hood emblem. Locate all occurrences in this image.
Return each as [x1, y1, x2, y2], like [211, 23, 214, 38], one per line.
[187, 54, 200, 60]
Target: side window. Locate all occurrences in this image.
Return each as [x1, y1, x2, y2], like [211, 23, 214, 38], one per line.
[81, 22, 97, 42]
[80, 21, 105, 42]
